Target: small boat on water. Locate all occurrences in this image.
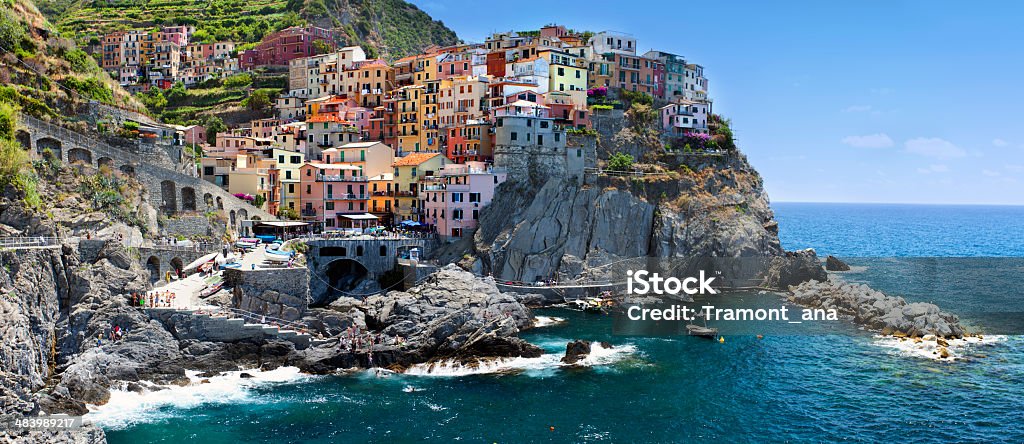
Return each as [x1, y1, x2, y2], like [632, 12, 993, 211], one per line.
[686, 313, 718, 338]
[686, 324, 719, 338]
[220, 262, 242, 270]
[564, 293, 617, 314]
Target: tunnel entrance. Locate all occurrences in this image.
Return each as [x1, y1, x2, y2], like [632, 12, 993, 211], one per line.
[324, 259, 369, 300]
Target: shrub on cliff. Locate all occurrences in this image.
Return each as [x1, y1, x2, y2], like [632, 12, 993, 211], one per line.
[607, 152, 634, 171]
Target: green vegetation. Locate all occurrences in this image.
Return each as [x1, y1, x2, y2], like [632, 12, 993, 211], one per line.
[620, 90, 654, 108]
[76, 169, 147, 231]
[607, 152, 634, 172]
[39, 0, 459, 61]
[204, 116, 228, 144]
[0, 103, 40, 209]
[277, 206, 299, 220]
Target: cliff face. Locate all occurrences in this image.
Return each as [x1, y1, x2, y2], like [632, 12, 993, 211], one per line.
[474, 153, 784, 283]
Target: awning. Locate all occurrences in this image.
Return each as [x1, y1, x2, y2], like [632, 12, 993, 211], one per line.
[399, 220, 422, 227]
[340, 213, 379, 220]
[255, 220, 310, 227]
[182, 252, 218, 272]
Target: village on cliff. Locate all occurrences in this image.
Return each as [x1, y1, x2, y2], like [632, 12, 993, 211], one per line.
[93, 23, 715, 239]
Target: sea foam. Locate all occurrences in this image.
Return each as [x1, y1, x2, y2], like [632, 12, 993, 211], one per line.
[403, 343, 637, 377]
[85, 366, 311, 430]
[533, 316, 567, 328]
[873, 335, 1007, 361]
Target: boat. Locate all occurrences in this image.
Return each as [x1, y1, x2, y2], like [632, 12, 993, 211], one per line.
[265, 249, 293, 263]
[564, 294, 616, 314]
[255, 234, 278, 244]
[220, 262, 242, 270]
[235, 238, 259, 249]
[686, 313, 718, 338]
[685, 324, 719, 338]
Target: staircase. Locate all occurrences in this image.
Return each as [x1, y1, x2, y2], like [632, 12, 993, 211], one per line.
[148, 302, 331, 349]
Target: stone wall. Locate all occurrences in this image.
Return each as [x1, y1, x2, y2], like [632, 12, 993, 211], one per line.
[161, 215, 216, 238]
[305, 238, 431, 304]
[223, 267, 310, 320]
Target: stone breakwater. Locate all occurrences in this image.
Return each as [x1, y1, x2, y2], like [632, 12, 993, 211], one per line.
[788, 279, 966, 339]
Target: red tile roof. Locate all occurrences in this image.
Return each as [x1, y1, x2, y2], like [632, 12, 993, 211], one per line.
[393, 152, 440, 166]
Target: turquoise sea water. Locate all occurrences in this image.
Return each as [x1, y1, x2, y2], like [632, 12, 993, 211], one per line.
[101, 203, 1024, 443]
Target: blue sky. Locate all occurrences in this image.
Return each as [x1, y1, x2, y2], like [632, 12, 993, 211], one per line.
[412, 0, 1024, 205]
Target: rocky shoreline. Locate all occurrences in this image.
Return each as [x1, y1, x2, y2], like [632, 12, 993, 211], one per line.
[788, 278, 966, 339]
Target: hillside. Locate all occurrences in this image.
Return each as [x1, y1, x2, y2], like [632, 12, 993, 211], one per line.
[37, 0, 459, 60]
[0, 0, 143, 118]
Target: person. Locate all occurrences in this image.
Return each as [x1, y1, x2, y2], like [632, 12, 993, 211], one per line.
[96, 333, 102, 346]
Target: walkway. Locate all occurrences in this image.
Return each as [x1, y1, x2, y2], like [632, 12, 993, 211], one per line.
[0, 237, 61, 250]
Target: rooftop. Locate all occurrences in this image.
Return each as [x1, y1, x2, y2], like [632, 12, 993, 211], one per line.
[393, 152, 441, 166]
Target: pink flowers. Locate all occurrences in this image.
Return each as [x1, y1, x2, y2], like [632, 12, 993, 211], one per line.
[233, 193, 255, 202]
[587, 86, 608, 97]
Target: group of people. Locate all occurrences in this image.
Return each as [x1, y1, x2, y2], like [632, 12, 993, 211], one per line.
[339, 326, 406, 353]
[129, 290, 177, 308]
[96, 324, 127, 346]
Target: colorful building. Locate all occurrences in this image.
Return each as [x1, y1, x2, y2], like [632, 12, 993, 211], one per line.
[391, 152, 448, 223]
[240, 26, 335, 69]
[421, 161, 507, 240]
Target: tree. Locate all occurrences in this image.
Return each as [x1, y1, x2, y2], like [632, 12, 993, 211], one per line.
[607, 152, 634, 171]
[0, 101, 16, 140]
[203, 115, 227, 145]
[139, 87, 167, 112]
[277, 207, 299, 220]
[243, 89, 272, 112]
[312, 39, 332, 55]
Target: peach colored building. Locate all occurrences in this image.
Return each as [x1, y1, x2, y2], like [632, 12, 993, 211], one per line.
[421, 161, 506, 240]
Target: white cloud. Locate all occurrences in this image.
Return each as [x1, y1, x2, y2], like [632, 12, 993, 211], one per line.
[992, 138, 1009, 147]
[904, 137, 967, 159]
[843, 105, 872, 113]
[917, 164, 950, 174]
[982, 169, 1002, 177]
[841, 133, 894, 149]
[1006, 164, 1024, 173]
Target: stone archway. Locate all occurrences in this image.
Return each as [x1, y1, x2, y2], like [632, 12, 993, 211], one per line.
[204, 193, 214, 209]
[119, 165, 136, 176]
[68, 147, 92, 164]
[170, 257, 184, 276]
[15, 130, 30, 150]
[146, 256, 161, 282]
[237, 209, 248, 227]
[229, 210, 236, 227]
[181, 187, 197, 211]
[323, 258, 370, 296]
[160, 180, 177, 213]
[97, 156, 114, 169]
[36, 137, 61, 158]
[216, 197, 223, 210]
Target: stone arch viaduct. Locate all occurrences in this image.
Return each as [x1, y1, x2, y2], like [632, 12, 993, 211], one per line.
[16, 114, 274, 232]
[305, 238, 430, 304]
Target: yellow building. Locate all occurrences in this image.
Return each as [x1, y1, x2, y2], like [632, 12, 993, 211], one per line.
[227, 154, 276, 211]
[368, 172, 394, 223]
[268, 148, 305, 214]
[391, 152, 448, 222]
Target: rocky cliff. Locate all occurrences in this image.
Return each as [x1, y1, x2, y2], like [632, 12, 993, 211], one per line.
[473, 151, 790, 285]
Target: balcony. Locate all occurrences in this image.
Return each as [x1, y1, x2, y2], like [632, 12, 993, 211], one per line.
[326, 193, 369, 200]
[372, 190, 395, 196]
[317, 174, 368, 182]
[395, 190, 417, 197]
[301, 208, 318, 217]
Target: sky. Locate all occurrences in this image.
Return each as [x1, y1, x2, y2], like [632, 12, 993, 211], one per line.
[411, 0, 1024, 205]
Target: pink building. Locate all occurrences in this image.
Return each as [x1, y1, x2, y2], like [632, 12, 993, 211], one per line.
[420, 161, 507, 240]
[240, 26, 335, 69]
[299, 163, 371, 230]
[659, 99, 710, 136]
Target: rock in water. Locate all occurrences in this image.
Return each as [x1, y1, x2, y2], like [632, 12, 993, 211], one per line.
[763, 249, 828, 288]
[825, 255, 851, 271]
[788, 279, 965, 338]
[561, 340, 592, 364]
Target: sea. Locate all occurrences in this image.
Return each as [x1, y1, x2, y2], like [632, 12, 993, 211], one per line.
[94, 203, 1024, 443]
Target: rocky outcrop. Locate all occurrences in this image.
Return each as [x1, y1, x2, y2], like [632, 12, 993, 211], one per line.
[762, 249, 829, 289]
[561, 340, 592, 365]
[298, 265, 543, 372]
[788, 279, 965, 338]
[474, 152, 785, 284]
[825, 255, 851, 271]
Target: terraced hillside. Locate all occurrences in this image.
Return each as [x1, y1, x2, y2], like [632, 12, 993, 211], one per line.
[0, 0, 143, 118]
[37, 0, 460, 60]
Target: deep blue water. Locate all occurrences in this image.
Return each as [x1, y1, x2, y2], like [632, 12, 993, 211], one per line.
[100, 203, 1024, 443]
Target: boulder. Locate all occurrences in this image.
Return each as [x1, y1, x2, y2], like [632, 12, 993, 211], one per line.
[561, 340, 592, 365]
[825, 255, 851, 271]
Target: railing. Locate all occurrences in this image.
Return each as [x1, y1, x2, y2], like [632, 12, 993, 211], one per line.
[203, 306, 313, 335]
[301, 209, 318, 217]
[326, 193, 369, 200]
[395, 190, 416, 197]
[317, 174, 368, 182]
[372, 190, 395, 196]
[0, 237, 61, 249]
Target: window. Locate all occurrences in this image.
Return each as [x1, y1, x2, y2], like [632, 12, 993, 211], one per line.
[473, 209, 479, 220]
[326, 202, 334, 210]
[306, 185, 311, 193]
[469, 193, 480, 203]
[288, 184, 295, 193]
[452, 193, 464, 202]
[510, 132, 518, 141]
[538, 134, 544, 145]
